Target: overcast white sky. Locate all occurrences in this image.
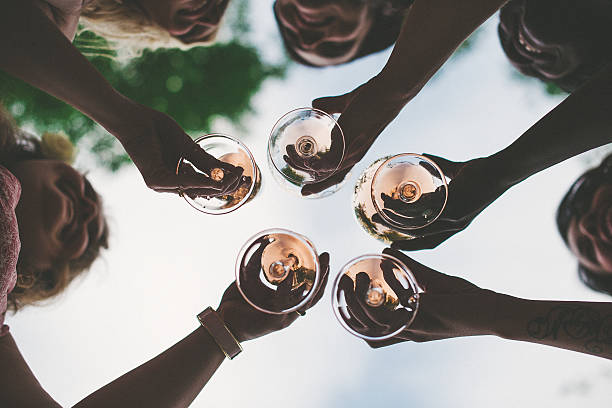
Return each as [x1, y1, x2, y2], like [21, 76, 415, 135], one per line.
[8, 2, 612, 407]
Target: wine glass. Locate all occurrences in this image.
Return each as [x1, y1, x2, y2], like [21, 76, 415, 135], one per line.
[268, 108, 347, 198]
[235, 228, 320, 314]
[352, 154, 448, 243]
[176, 134, 261, 215]
[331, 253, 421, 341]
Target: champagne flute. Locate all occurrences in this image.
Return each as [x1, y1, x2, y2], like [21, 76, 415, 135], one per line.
[332, 253, 421, 341]
[235, 228, 320, 314]
[268, 108, 347, 198]
[177, 134, 261, 214]
[353, 154, 448, 243]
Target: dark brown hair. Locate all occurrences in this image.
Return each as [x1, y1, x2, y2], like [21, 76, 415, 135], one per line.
[499, 0, 612, 92]
[275, 0, 414, 67]
[557, 154, 612, 295]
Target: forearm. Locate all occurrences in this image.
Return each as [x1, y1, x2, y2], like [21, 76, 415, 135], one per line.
[493, 295, 612, 359]
[0, 333, 62, 407]
[0, 0, 129, 133]
[488, 64, 612, 187]
[73, 326, 226, 408]
[379, 0, 508, 97]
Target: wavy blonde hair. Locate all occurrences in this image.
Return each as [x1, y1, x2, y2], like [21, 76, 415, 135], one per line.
[79, 0, 219, 58]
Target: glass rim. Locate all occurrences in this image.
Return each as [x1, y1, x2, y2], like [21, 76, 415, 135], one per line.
[331, 253, 421, 341]
[370, 153, 449, 230]
[267, 107, 346, 185]
[177, 133, 258, 215]
[235, 228, 321, 315]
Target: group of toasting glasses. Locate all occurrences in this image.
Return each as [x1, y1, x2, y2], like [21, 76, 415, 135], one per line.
[176, 107, 450, 341]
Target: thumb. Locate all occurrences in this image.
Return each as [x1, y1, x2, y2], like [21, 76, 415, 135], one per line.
[312, 92, 355, 114]
[174, 165, 224, 190]
[382, 248, 455, 293]
[421, 153, 463, 179]
[301, 168, 350, 196]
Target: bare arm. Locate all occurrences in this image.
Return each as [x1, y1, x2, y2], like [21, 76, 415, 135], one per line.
[73, 327, 226, 408]
[381, 0, 509, 95]
[361, 249, 612, 359]
[0, 326, 226, 408]
[0, 333, 62, 407]
[496, 297, 612, 358]
[393, 64, 612, 251]
[0, 0, 125, 129]
[306, 0, 509, 195]
[0, 0, 244, 194]
[32, 0, 83, 40]
[1, 256, 330, 407]
[490, 63, 612, 186]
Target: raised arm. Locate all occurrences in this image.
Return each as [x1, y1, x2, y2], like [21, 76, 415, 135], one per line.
[0, 254, 329, 408]
[353, 249, 612, 359]
[303, 0, 509, 195]
[0, 333, 62, 407]
[393, 64, 612, 250]
[495, 295, 612, 358]
[0, 0, 242, 195]
[73, 326, 227, 408]
[382, 0, 508, 95]
[75, 252, 329, 407]
[489, 63, 612, 185]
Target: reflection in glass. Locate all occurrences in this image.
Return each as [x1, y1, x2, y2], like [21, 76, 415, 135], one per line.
[332, 253, 420, 341]
[236, 228, 320, 314]
[268, 108, 346, 198]
[353, 154, 448, 243]
[177, 134, 261, 214]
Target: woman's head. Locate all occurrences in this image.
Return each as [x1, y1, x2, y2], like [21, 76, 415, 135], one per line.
[0, 107, 109, 310]
[79, 0, 231, 57]
[274, 0, 413, 67]
[498, 0, 612, 92]
[557, 154, 612, 294]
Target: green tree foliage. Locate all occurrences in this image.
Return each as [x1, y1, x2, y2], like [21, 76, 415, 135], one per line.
[510, 70, 568, 98]
[0, 2, 286, 171]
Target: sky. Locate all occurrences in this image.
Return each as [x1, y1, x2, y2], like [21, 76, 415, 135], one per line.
[8, 1, 612, 407]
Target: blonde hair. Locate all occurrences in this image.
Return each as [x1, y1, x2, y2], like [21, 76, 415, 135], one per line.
[79, 0, 218, 58]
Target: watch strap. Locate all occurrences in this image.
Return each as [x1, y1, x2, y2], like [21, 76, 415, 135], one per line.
[197, 307, 242, 360]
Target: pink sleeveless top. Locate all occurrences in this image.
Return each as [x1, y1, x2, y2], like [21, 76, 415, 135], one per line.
[0, 165, 21, 336]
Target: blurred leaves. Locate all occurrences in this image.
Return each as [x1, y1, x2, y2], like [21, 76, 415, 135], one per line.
[0, 0, 286, 171]
[544, 82, 567, 96]
[510, 70, 568, 97]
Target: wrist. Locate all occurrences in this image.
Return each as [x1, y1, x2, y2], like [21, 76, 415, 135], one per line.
[470, 155, 517, 192]
[489, 293, 528, 340]
[95, 93, 144, 142]
[216, 306, 247, 343]
[197, 307, 243, 359]
[195, 325, 226, 359]
[375, 68, 423, 104]
[458, 289, 504, 337]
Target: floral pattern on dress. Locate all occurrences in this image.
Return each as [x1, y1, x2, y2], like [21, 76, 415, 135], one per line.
[0, 165, 21, 336]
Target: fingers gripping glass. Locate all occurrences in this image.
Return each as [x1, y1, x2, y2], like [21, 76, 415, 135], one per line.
[332, 254, 422, 341]
[268, 108, 346, 198]
[235, 228, 321, 314]
[177, 134, 261, 215]
[353, 154, 449, 243]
